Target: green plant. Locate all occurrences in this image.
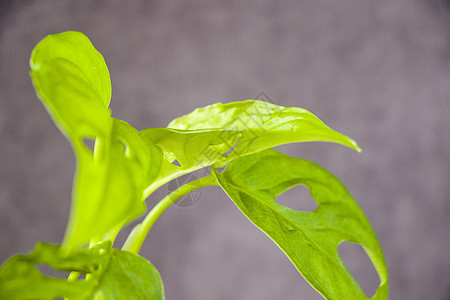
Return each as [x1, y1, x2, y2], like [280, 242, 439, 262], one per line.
[0, 31, 388, 299]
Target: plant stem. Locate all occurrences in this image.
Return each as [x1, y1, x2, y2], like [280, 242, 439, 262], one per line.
[67, 271, 80, 282]
[122, 175, 217, 254]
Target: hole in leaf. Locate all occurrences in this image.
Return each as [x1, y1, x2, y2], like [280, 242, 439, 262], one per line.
[164, 151, 181, 167]
[118, 139, 130, 156]
[82, 138, 96, 153]
[276, 185, 318, 212]
[171, 159, 181, 167]
[213, 164, 227, 173]
[222, 137, 240, 156]
[36, 264, 71, 279]
[338, 241, 380, 298]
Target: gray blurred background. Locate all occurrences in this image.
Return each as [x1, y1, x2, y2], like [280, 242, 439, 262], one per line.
[1, 1, 449, 299]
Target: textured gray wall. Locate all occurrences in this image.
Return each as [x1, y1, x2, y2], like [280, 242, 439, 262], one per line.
[1, 1, 449, 299]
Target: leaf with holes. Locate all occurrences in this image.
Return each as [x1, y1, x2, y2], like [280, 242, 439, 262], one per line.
[213, 149, 388, 300]
[30, 31, 163, 247]
[0, 241, 165, 299]
[142, 100, 360, 194]
[140, 128, 239, 194]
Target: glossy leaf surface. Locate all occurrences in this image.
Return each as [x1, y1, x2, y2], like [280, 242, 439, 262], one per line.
[168, 100, 360, 152]
[0, 242, 164, 300]
[142, 100, 360, 194]
[213, 149, 388, 300]
[140, 128, 238, 194]
[29, 32, 162, 247]
[30, 30, 111, 109]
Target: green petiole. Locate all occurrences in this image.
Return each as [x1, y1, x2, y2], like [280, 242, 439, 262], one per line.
[122, 175, 217, 254]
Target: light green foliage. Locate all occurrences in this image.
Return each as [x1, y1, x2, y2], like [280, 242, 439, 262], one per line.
[0, 242, 164, 300]
[90, 247, 164, 299]
[0, 31, 388, 299]
[29, 31, 163, 247]
[213, 149, 388, 299]
[168, 100, 360, 153]
[142, 101, 360, 194]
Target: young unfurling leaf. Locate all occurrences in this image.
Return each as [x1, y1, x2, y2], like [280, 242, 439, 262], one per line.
[30, 32, 162, 247]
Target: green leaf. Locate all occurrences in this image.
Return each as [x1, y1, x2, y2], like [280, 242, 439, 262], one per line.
[140, 128, 240, 195]
[65, 119, 161, 247]
[213, 149, 388, 300]
[30, 31, 112, 143]
[93, 247, 165, 300]
[30, 31, 111, 109]
[141, 100, 360, 194]
[168, 100, 360, 153]
[29, 31, 162, 247]
[0, 242, 165, 300]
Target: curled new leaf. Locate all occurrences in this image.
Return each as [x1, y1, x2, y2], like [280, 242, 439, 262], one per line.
[29, 32, 162, 247]
[30, 31, 112, 110]
[0, 242, 165, 299]
[213, 149, 388, 300]
[65, 119, 158, 247]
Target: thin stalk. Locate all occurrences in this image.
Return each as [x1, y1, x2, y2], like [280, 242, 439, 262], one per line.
[122, 175, 217, 254]
[67, 271, 80, 282]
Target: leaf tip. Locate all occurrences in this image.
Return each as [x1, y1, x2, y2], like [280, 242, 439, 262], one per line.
[353, 141, 362, 153]
[342, 135, 362, 153]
